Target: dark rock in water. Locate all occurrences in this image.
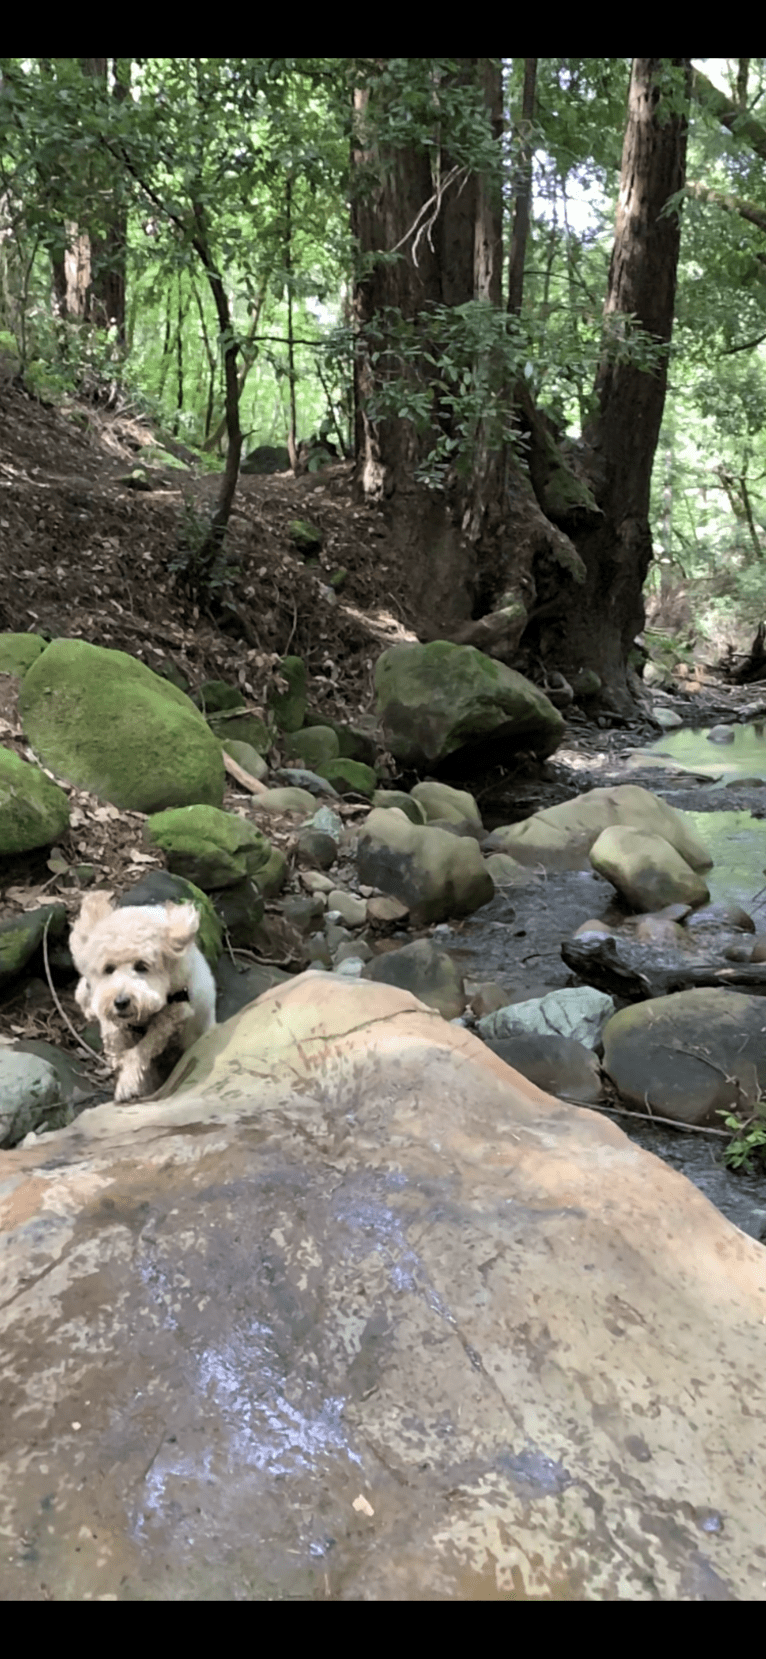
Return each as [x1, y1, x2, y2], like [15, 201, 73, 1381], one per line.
[241, 444, 290, 475]
[363, 938, 465, 1020]
[603, 987, 766, 1126]
[707, 725, 735, 744]
[483, 1031, 603, 1103]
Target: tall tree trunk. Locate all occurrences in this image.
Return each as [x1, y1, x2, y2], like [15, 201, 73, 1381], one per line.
[523, 57, 692, 710]
[352, 58, 691, 712]
[507, 58, 537, 318]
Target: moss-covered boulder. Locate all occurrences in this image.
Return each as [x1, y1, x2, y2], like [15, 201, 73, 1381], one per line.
[268, 657, 307, 733]
[212, 880, 265, 947]
[0, 633, 47, 675]
[0, 747, 70, 854]
[304, 711, 377, 768]
[371, 790, 427, 825]
[254, 845, 288, 899]
[194, 680, 246, 714]
[375, 641, 564, 768]
[116, 870, 222, 969]
[284, 726, 339, 769]
[207, 711, 271, 753]
[0, 904, 67, 989]
[146, 805, 273, 891]
[19, 640, 224, 812]
[316, 758, 377, 797]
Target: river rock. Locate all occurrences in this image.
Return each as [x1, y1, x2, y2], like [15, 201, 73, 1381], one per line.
[296, 829, 338, 870]
[3, 974, 766, 1599]
[371, 790, 427, 825]
[357, 807, 494, 925]
[253, 787, 316, 814]
[707, 725, 736, 744]
[589, 825, 710, 912]
[489, 784, 712, 874]
[19, 639, 224, 811]
[274, 768, 340, 798]
[222, 740, 269, 781]
[327, 890, 367, 927]
[478, 985, 614, 1050]
[362, 938, 466, 1019]
[602, 987, 766, 1125]
[0, 1048, 67, 1146]
[410, 781, 483, 830]
[375, 641, 564, 768]
[482, 1032, 603, 1104]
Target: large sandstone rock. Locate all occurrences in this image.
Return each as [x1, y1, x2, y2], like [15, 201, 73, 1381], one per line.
[0, 748, 70, 855]
[589, 824, 710, 912]
[489, 785, 712, 874]
[603, 987, 766, 1126]
[375, 641, 564, 768]
[19, 640, 225, 811]
[357, 806, 494, 924]
[2, 974, 766, 1600]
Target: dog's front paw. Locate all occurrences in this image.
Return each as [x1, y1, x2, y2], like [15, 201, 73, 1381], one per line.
[114, 1050, 149, 1102]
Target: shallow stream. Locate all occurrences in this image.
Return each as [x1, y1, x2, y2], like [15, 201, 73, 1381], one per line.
[450, 730, 766, 1243]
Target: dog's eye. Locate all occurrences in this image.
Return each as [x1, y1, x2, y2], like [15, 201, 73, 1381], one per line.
[104, 964, 115, 975]
[134, 961, 150, 973]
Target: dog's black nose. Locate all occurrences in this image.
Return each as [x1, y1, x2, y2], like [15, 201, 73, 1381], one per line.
[113, 996, 132, 1013]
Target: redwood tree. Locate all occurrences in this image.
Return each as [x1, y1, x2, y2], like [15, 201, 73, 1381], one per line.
[352, 57, 693, 715]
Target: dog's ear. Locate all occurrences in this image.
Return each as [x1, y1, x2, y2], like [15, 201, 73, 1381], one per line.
[77, 891, 114, 930]
[69, 890, 115, 964]
[163, 901, 200, 954]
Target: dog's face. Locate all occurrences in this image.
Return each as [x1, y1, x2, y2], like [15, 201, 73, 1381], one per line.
[70, 893, 200, 1029]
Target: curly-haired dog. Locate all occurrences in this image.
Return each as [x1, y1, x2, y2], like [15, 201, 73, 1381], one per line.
[70, 892, 217, 1102]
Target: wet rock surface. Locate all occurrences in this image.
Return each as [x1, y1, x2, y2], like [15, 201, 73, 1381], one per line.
[3, 975, 766, 1601]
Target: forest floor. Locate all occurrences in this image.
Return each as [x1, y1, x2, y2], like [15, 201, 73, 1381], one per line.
[2, 364, 761, 1057]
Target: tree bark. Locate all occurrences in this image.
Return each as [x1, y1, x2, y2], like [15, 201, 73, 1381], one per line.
[351, 58, 691, 712]
[529, 57, 692, 710]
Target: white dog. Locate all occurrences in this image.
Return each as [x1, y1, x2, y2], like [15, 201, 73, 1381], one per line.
[69, 892, 217, 1102]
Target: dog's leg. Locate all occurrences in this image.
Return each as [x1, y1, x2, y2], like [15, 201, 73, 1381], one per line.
[112, 1001, 191, 1102]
